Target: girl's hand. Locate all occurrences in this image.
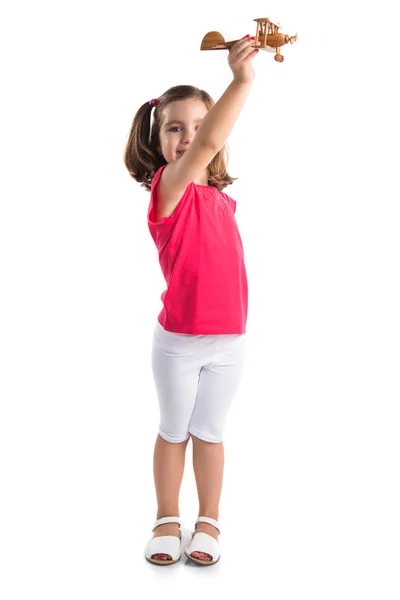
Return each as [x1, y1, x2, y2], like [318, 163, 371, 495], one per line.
[228, 35, 259, 84]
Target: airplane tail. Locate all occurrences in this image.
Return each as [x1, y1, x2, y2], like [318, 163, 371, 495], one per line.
[200, 31, 226, 50]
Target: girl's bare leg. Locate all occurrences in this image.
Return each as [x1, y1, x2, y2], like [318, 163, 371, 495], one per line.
[150, 434, 190, 560]
[190, 434, 224, 561]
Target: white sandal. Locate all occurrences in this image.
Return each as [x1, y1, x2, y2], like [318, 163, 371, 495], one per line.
[184, 516, 221, 565]
[145, 516, 182, 565]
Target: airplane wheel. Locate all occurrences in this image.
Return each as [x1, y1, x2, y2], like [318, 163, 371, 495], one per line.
[274, 54, 284, 62]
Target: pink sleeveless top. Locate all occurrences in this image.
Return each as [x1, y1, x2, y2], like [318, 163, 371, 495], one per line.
[147, 165, 248, 334]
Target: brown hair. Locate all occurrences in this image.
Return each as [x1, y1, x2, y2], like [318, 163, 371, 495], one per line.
[123, 84, 238, 192]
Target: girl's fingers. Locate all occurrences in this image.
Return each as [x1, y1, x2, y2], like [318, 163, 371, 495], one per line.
[231, 35, 251, 49]
[230, 36, 256, 56]
[231, 41, 257, 62]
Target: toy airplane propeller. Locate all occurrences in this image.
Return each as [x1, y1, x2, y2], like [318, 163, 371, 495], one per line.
[201, 17, 297, 62]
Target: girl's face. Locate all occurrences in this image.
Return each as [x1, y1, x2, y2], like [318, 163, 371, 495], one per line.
[157, 99, 209, 163]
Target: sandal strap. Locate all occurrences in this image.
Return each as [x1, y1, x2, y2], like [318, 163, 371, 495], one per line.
[152, 516, 181, 532]
[195, 516, 220, 534]
[186, 532, 220, 562]
[146, 535, 181, 561]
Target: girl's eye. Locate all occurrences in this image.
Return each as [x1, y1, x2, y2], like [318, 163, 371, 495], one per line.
[169, 126, 199, 132]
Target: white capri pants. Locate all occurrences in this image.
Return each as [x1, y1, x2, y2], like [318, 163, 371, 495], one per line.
[151, 320, 246, 444]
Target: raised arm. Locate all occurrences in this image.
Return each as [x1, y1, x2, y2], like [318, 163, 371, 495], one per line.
[155, 35, 259, 220]
[195, 33, 258, 152]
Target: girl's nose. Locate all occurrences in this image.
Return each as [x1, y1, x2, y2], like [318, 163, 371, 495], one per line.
[182, 131, 195, 143]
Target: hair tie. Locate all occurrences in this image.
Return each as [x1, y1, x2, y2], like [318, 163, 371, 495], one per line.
[149, 99, 158, 107]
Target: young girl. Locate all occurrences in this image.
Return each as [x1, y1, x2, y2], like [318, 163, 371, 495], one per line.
[123, 34, 259, 566]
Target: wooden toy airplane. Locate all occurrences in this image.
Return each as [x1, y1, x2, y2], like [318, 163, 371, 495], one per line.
[201, 17, 297, 62]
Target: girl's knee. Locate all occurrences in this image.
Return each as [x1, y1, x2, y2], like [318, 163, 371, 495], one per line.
[189, 429, 223, 444]
[159, 428, 191, 444]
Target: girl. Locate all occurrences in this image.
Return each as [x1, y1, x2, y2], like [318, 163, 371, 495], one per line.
[123, 34, 259, 566]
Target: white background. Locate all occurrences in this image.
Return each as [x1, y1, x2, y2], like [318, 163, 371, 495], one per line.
[1, 0, 399, 598]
